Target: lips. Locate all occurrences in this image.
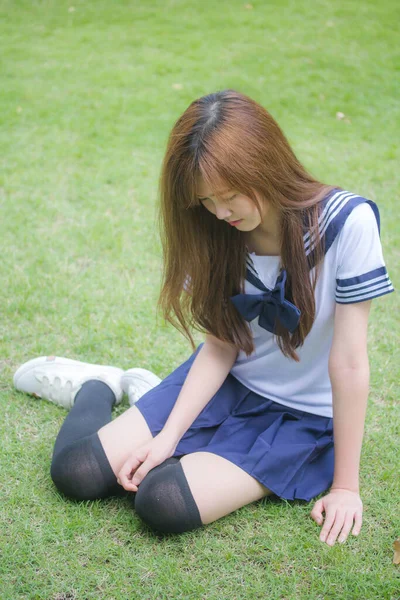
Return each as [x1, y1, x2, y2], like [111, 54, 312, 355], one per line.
[228, 219, 242, 226]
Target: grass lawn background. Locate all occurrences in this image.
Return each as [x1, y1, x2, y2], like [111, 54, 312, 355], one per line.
[0, 0, 399, 598]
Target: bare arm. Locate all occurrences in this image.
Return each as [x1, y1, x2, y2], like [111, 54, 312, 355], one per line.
[162, 335, 239, 443]
[311, 300, 371, 545]
[117, 334, 238, 491]
[329, 301, 371, 492]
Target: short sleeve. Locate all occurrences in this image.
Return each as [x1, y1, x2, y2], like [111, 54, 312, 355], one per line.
[335, 202, 394, 304]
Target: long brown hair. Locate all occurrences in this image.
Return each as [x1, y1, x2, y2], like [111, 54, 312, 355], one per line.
[156, 90, 336, 360]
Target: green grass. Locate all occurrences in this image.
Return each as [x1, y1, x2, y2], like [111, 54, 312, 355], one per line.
[0, 0, 399, 598]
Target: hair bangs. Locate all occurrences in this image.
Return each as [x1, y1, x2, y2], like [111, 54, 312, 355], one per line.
[197, 154, 242, 204]
[198, 152, 263, 218]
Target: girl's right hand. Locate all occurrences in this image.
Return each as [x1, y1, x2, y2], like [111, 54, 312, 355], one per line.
[117, 430, 180, 492]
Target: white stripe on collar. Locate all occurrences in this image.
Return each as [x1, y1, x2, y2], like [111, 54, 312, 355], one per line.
[304, 190, 358, 255]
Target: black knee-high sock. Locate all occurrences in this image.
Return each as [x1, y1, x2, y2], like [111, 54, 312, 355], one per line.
[52, 380, 115, 456]
[51, 380, 121, 500]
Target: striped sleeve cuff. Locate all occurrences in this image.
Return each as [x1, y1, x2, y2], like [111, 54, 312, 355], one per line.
[335, 266, 394, 304]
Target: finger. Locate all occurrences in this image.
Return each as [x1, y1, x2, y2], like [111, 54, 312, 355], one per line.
[118, 457, 143, 489]
[122, 445, 152, 480]
[118, 470, 138, 491]
[310, 499, 324, 525]
[319, 506, 337, 543]
[116, 467, 138, 491]
[352, 510, 363, 536]
[325, 511, 346, 546]
[131, 458, 157, 486]
[338, 513, 355, 544]
[121, 480, 139, 492]
[120, 456, 142, 481]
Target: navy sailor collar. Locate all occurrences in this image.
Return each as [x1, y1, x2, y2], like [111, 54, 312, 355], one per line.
[245, 189, 380, 282]
[231, 190, 381, 335]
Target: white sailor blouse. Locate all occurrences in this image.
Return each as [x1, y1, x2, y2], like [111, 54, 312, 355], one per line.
[229, 189, 394, 418]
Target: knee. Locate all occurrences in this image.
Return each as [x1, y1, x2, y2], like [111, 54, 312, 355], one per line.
[134, 459, 203, 534]
[50, 438, 112, 501]
[50, 446, 85, 500]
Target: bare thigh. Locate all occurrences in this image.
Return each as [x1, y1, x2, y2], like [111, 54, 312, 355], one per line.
[98, 405, 154, 476]
[97, 409, 271, 524]
[180, 452, 272, 525]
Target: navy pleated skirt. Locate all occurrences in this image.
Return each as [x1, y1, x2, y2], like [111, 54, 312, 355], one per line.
[134, 344, 334, 502]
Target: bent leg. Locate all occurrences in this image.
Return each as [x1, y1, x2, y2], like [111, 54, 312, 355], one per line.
[134, 451, 272, 534]
[134, 458, 202, 533]
[180, 452, 271, 524]
[51, 380, 153, 500]
[51, 380, 119, 499]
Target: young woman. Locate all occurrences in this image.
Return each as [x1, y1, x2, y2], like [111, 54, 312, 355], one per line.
[13, 89, 394, 545]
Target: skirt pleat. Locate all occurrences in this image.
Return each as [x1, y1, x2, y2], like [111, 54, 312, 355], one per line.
[135, 344, 334, 501]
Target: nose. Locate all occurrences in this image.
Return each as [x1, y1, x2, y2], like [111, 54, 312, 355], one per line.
[215, 202, 232, 220]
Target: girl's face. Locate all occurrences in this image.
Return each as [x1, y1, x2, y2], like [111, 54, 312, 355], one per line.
[196, 177, 265, 232]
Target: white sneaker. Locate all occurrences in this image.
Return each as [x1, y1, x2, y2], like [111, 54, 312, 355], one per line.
[121, 368, 162, 406]
[13, 356, 124, 410]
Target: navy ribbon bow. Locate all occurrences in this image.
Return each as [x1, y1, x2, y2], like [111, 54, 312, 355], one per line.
[230, 268, 301, 334]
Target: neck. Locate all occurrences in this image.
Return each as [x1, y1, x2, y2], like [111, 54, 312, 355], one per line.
[244, 205, 281, 256]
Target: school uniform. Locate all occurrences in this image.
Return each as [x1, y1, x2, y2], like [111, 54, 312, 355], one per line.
[135, 190, 394, 502]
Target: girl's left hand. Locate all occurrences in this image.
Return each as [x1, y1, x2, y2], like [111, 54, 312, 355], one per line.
[310, 488, 363, 546]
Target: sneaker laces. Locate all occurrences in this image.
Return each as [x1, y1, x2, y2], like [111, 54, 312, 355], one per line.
[36, 373, 77, 409]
